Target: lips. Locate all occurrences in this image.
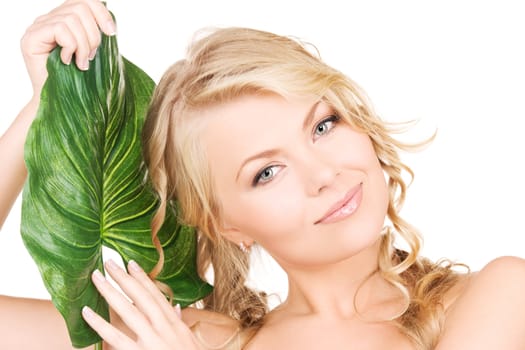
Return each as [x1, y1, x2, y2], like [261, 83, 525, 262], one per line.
[315, 183, 363, 224]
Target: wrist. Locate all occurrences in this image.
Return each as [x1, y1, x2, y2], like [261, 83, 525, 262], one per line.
[21, 96, 41, 123]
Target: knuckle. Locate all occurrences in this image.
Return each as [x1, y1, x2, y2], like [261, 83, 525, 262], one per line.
[32, 14, 47, 25]
[70, 1, 91, 15]
[53, 21, 69, 34]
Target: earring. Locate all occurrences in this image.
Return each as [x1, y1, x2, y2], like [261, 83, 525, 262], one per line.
[239, 242, 249, 253]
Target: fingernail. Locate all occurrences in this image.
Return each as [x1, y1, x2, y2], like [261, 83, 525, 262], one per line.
[92, 269, 106, 282]
[82, 305, 95, 320]
[105, 259, 119, 271]
[174, 304, 182, 318]
[106, 20, 117, 36]
[88, 49, 97, 60]
[128, 260, 142, 272]
[78, 59, 89, 71]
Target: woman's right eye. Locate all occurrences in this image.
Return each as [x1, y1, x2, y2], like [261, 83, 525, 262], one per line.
[252, 165, 281, 186]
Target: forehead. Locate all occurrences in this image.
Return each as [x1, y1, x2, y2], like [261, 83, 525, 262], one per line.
[200, 93, 326, 139]
[199, 93, 323, 172]
[202, 92, 324, 140]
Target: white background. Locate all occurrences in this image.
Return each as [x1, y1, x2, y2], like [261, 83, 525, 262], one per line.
[0, 0, 524, 302]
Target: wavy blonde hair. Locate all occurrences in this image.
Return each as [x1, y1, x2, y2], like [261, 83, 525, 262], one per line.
[142, 27, 463, 349]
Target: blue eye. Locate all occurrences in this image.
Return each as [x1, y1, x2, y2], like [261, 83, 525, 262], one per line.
[314, 115, 340, 138]
[252, 165, 280, 186]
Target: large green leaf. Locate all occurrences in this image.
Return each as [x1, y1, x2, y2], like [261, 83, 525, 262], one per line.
[20, 29, 212, 347]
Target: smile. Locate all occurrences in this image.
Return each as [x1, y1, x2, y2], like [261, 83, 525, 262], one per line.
[315, 183, 363, 224]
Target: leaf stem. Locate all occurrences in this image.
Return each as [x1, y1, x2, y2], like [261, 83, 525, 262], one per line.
[95, 341, 103, 350]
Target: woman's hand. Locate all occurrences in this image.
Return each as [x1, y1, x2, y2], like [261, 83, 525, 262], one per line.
[82, 260, 204, 350]
[20, 0, 116, 99]
[1, 0, 116, 227]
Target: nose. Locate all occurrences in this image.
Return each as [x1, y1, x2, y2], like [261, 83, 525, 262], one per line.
[300, 149, 339, 196]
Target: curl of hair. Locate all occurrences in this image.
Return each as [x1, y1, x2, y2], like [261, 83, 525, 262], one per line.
[141, 27, 465, 349]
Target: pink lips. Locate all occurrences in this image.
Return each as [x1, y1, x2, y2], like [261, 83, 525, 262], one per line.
[315, 183, 363, 224]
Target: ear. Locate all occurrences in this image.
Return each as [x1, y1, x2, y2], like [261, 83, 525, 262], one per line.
[220, 225, 254, 247]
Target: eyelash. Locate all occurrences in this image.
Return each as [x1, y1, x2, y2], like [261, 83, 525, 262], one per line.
[313, 114, 340, 139]
[252, 164, 281, 186]
[251, 114, 340, 187]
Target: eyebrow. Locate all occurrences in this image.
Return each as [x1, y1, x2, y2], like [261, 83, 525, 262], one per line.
[302, 100, 322, 132]
[235, 100, 321, 182]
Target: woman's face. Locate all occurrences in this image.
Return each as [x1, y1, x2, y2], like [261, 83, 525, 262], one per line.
[201, 93, 389, 269]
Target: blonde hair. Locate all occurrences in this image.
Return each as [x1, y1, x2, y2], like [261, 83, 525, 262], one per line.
[142, 27, 463, 349]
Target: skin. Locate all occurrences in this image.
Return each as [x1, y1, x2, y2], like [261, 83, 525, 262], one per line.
[203, 95, 389, 270]
[1, 1, 525, 349]
[200, 93, 411, 349]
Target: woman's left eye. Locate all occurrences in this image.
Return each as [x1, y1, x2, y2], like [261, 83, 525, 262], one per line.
[313, 115, 340, 139]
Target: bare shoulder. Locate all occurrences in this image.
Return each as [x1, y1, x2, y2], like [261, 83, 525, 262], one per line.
[181, 307, 240, 348]
[437, 256, 525, 349]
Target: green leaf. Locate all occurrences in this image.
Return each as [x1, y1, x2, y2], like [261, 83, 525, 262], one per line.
[20, 30, 212, 348]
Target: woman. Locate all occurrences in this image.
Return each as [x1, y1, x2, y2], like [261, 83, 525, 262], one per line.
[1, 0, 524, 349]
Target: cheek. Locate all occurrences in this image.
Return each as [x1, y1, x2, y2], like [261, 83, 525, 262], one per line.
[220, 180, 305, 244]
[340, 132, 390, 225]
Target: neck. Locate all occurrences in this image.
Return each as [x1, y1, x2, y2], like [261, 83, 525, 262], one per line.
[274, 237, 401, 320]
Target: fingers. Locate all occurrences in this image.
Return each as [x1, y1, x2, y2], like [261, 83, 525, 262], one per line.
[59, 0, 117, 37]
[45, 0, 117, 69]
[89, 260, 186, 339]
[105, 260, 170, 323]
[126, 260, 182, 325]
[20, 0, 117, 97]
[88, 268, 157, 340]
[27, 15, 92, 70]
[85, 261, 200, 349]
[82, 305, 140, 350]
[103, 260, 186, 338]
[40, 0, 116, 37]
[21, 0, 116, 75]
